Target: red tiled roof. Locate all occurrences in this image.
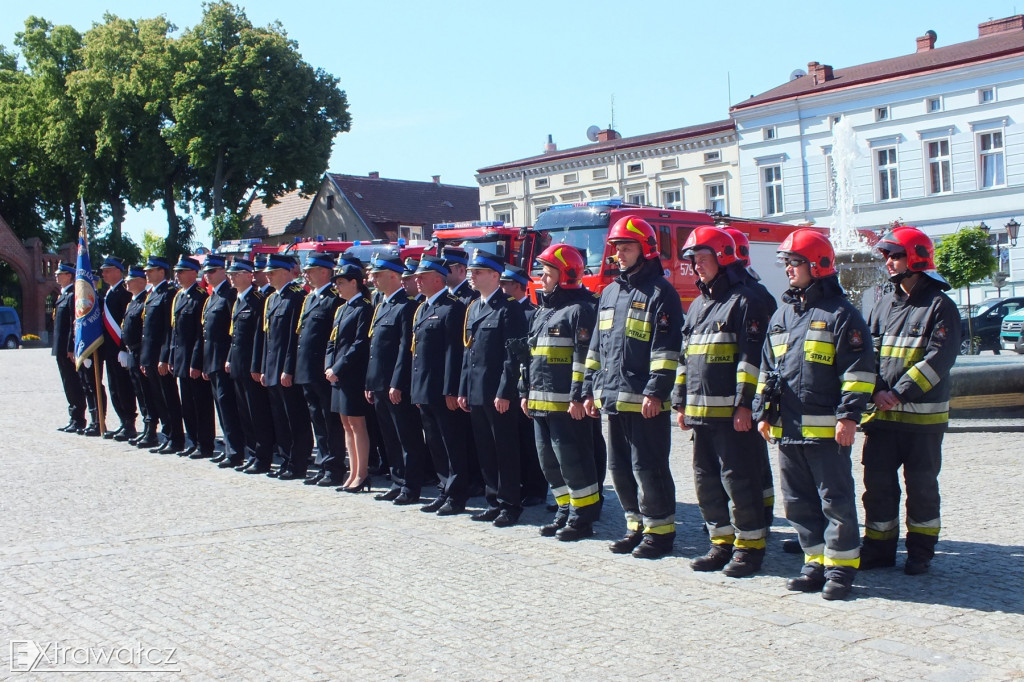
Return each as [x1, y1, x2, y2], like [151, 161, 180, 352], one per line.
[476, 119, 735, 174]
[243, 188, 312, 238]
[326, 174, 478, 227]
[733, 21, 1024, 111]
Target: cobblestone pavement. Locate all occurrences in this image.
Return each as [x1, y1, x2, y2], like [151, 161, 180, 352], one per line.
[2, 348, 1023, 680]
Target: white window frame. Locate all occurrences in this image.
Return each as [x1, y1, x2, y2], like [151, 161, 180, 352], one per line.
[494, 210, 512, 225]
[977, 130, 1006, 189]
[563, 172, 578, 185]
[761, 165, 784, 216]
[978, 87, 995, 104]
[705, 182, 726, 214]
[534, 177, 549, 189]
[661, 158, 679, 171]
[592, 168, 608, 180]
[625, 188, 647, 205]
[875, 106, 890, 122]
[626, 162, 643, 176]
[589, 187, 613, 199]
[560, 191, 585, 203]
[875, 146, 899, 201]
[661, 188, 682, 210]
[926, 97, 942, 113]
[703, 150, 721, 164]
[399, 225, 422, 241]
[763, 126, 777, 141]
[924, 138, 952, 195]
[494, 183, 509, 196]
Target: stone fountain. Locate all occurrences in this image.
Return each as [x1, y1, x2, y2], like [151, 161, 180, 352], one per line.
[829, 116, 886, 312]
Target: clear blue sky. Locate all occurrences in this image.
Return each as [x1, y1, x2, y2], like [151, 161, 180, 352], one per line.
[2, 0, 1019, 248]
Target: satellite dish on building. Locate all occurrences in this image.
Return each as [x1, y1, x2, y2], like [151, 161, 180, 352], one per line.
[790, 69, 807, 81]
[586, 125, 601, 142]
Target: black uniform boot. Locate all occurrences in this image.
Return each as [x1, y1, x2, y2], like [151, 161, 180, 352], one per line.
[555, 518, 593, 542]
[83, 410, 102, 437]
[787, 562, 826, 592]
[722, 547, 765, 578]
[632, 533, 674, 560]
[822, 565, 857, 601]
[114, 422, 138, 442]
[609, 530, 644, 554]
[690, 543, 734, 571]
[539, 505, 569, 537]
[859, 537, 897, 570]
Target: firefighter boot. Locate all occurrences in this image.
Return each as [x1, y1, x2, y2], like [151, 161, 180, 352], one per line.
[609, 530, 644, 554]
[858, 537, 897, 570]
[822, 565, 857, 601]
[786, 562, 826, 592]
[539, 505, 569, 537]
[555, 518, 594, 542]
[690, 543, 734, 572]
[632, 533, 675, 560]
[722, 547, 765, 578]
[904, 532, 937, 575]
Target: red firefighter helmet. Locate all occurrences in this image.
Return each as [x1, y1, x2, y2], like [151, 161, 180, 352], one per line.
[607, 215, 659, 260]
[536, 244, 585, 289]
[681, 226, 738, 267]
[876, 226, 934, 272]
[777, 229, 836, 278]
[722, 227, 751, 267]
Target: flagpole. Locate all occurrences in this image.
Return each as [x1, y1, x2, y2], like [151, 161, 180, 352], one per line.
[92, 349, 106, 436]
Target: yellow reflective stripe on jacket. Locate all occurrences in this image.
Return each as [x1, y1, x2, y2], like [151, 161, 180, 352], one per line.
[906, 360, 941, 392]
[528, 390, 572, 412]
[533, 345, 574, 363]
[737, 360, 759, 387]
[874, 399, 949, 425]
[769, 331, 789, 359]
[624, 312, 652, 342]
[801, 414, 837, 439]
[650, 349, 679, 372]
[684, 394, 734, 418]
[803, 339, 835, 365]
[585, 350, 601, 370]
[841, 370, 876, 394]
[598, 308, 614, 330]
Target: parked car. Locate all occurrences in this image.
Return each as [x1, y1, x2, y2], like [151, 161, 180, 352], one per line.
[999, 307, 1024, 354]
[960, 297, 1024, 354]
[0, 306, 22, 349]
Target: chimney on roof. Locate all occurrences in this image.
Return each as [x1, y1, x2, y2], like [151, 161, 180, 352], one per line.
[368, 171, 380, 179]
[544, 134, 557, 153]
[432, 175, 440, 184]
[916, 30, 937, 52]
[807, 61, 834, 85]
[978, 15, 1024, 36]
[596, 129, 621, 142]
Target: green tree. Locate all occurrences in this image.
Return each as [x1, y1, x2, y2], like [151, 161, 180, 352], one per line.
[167, 1, 350, 236]
[935, 225, 997, 354]
[141, 229, 166, 258]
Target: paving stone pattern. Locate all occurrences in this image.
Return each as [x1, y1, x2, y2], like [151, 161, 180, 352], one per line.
[2, 349, 1023, 680]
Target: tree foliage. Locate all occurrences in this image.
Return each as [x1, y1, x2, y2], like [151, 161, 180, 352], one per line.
[934, 226, 996, 289]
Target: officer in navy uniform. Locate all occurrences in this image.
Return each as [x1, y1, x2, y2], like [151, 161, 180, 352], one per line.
[296, 254, 346, 487]
[200, 254, 245, 467]
[120, 265, 158, 448]
[365, 254, 430, 505]
[140, 256, 185, 454]
[260, 254, 314, 479]
[169, 255, 216, 458]
[500, 264, 548, 507]
[225, 258, 276, 474]
[98, 255, 138, 441]
[442, 247, 479, 306]
[459, 250, 529, 527]
[53, 261, 86, 433]
[402, 257, 424, 302]
[410, 256, 469, 515]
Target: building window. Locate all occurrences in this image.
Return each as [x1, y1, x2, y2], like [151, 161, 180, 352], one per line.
[927, 97, 942, 113]
[926, 139, 952, 194]
[662, 189, 682, 210]
[705, 183, 726, 214]
[399, 225, 423, 241]
[875, 106, 890, 122]
[661, 158, 679, 171]
[494, 184, 509, 196]
[592, 168, 608, 180]
[763, 127, 777, 141]
[875, 148, 899, 201]
[589, 187, 613, 199]
[563, 172, 578, 185]
[326, 195, 334, 210]
[626, 191, 646, 206]
[978, 131, 1005, 188]
[658, 225, 672, 260]
[762, 165, 783, 216]
[979, 88, 995, 104]
[494, 211, 512, 224]
[626, 162, 643, 176]
[703, 150, 721, 164]
[534, 178, 549, 189]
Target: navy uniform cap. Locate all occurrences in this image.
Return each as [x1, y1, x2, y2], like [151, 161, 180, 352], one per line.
[302, 254, 337, 271]
[254, 255, 269, 270]
[126, 265, 146, 279]
[415, 255, 450, 278]
[441, 247, 469, 267]
[369, 254, 405, 274]
[264, 254, 296, 271]
[173, 255, 201, 272]
[332, 263, 364, 281]
[100, 255, 126, 271]
[57, 261, 76, 274]
[500, 264, 530, 287]
[467, 249, 505, 274]
[227, 258, 254, 273]
[203, 253, 227, 271]
[402, 256, 420, 278]
[144, 255, 171, 271]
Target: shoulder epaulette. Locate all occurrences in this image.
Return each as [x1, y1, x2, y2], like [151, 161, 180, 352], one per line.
[361, 297, 371, 305]
[506, 296, 516, 302]
[288, 283, 304, 293]
[253, 289, 266, 299]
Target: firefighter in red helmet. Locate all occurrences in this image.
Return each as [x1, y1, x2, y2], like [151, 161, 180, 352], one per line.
[859, 225, 960, 575]
[583, 216, 684, 559]
[753, 228, 874, 599]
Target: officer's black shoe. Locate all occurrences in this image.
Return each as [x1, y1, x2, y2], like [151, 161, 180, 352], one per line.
[58, 419, 78, 432]
[103, 426, 123, 440]
[436, 501, 465, 516]
[786, 562, 826, 592]
[609, 531, 644, 554]
[189, 450, 213, 460]
[539, 506, 569, 537]
[492, 510, 519, 528]
[135, 436, 159, 449]
[632, 533, 674, 560]
[278, 470, 305, 481]
[904, 558, 931, 575]
[374, 488, 402, 502]
[393, 493, 421, 506]
[265, 469, 281, 478]
[690, 544, 734, 571]
[822, 566, 857, 600]
[781, 538, 802, 554]
[722, 547, 765, 578]
[303, 471, 325, 486]
[858, 537, 897, 570]
[420, 498, 446, 513]
[83, 422, 101, 437]
[114, 428, 137, 442]
[178, 445, 197, 457]
[246, 464, 272, 475]
[555, 520, 593, 542]
[471, 508, 501, 522]
[210, 453, 227, 464]
[317, 474, 344, 487]
[236, 459, 255, 472]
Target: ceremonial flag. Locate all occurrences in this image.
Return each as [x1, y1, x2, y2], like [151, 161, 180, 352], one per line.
[73, 203, 104, 368]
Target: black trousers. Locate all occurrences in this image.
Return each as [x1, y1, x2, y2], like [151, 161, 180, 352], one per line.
[267, 383, 313, 473]
[470, 401, 521, 514]
[692, 424, 766, 548]
[372, 390, 428, 496]
[302, 379, 346, 476]
[179, 375, 215, 453]
[127, 359, 155, 434]
[148, 368, 184, 445]
[419, 402, 469, 504]
[233, 375, 275, 467]
[209, 370, 244, 462]
[78, 363, 106, 415]
[534, 413, 600, 523]
[56, 354, 85, 424]
[105, 356, 137, 426]
[607, 411, 675, 536]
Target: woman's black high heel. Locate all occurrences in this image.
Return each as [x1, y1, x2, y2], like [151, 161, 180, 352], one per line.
[341, 476, 371, 493]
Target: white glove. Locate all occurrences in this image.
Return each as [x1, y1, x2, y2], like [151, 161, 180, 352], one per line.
[118, 351, 130, 368]
[83, 357, 93, 368]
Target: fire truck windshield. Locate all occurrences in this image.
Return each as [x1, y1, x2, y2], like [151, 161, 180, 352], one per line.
[532, 207, 612, 272]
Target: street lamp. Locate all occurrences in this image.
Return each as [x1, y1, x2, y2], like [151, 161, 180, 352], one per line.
[1007, 218, 1020, 247]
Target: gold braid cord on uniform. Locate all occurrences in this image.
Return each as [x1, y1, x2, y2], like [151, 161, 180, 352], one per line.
[368, 302, 383, 339]
[295, 293, 314, 335]
[263, 293, 276, 333]
[410, 301, 425, 355]
[171, 290, 182, 328]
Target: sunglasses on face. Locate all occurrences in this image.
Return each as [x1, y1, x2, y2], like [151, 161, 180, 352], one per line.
[884, 252, 907, 261]
[778, 256, 808, 268]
